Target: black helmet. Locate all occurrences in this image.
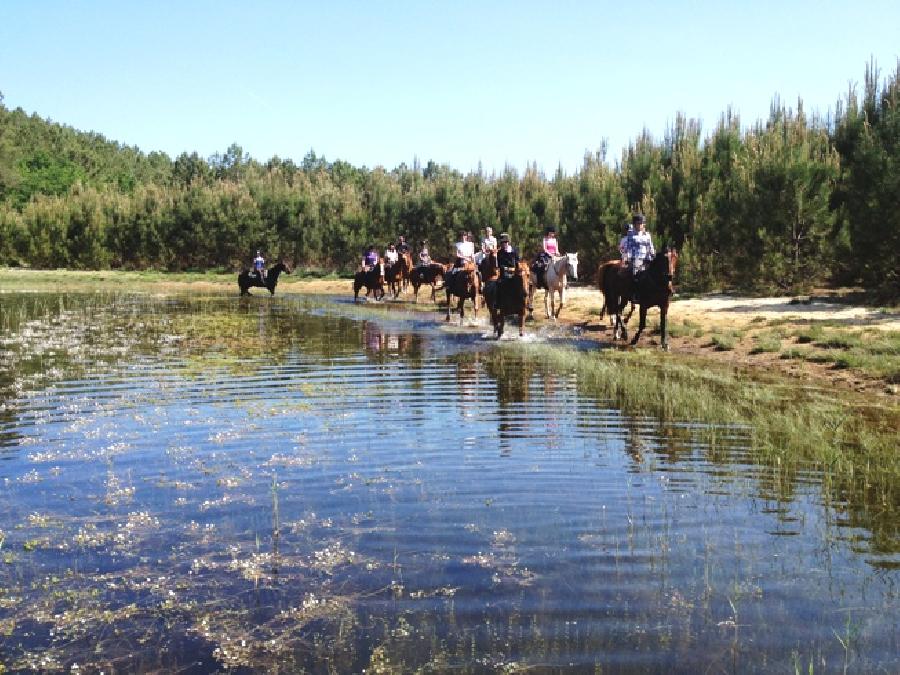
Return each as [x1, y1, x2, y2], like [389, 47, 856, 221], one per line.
[632, 213, 646, 225]
[544, 225, 556, 235]
[499, 232, 510, 242]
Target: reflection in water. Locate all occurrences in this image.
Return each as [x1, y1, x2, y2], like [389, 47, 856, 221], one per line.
[0, 292, 897, 672]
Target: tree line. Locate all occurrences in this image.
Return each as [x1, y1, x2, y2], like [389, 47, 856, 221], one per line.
[0, 62, 897, 297]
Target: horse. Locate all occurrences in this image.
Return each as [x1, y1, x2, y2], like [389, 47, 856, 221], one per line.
[398, 251, 414, 291]
[353, 265, 385, 302]
[384, 259, 405, 299]
[444, 263, 481, 324]
[604, 249, 678, 350]
[409, 262, 446, 303]
[597, 260, 635, 335]
[478, 250, 500, 285]
[238, 262, 291, 296]
[528, 252, 579, 320]
[484, 261, 531, 338]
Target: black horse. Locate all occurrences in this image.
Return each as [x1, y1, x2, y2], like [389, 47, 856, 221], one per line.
[353, 267, 385, 302]
[628, 248, 679, 350]
[238, 262, 291, 296]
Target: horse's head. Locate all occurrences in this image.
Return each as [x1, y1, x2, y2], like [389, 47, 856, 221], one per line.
[649, 248, 676, 293]
[275, 261, 292, 275]
[565, 252, 579, 280]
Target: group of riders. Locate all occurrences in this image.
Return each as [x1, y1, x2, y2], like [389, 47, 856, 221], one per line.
[250, 212, 657, 297]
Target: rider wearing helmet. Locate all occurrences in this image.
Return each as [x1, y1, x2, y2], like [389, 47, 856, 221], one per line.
[397, 235, 410, 255]
[497, 233, 519, 279]
[627, 214, 655, 277]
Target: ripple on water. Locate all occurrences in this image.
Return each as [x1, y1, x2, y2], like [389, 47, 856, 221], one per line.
[0, 293, 896, 673]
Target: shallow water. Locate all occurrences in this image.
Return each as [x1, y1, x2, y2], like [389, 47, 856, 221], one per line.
[0, 292, 897, 672]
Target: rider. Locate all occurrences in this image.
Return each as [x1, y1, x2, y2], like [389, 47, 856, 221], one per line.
[532, 226, 559, 289]
[397, 235, 411, 255]
[453, 230, 475, 272]
[384, 242, 399, 269]
[497, 233, 519, 282]
[417, 240, 431, 267]
[253, 250, 266, 281]
[477, 226, 498, 264]
[627, 214, 656, 300]
[362, 245, 379, 273]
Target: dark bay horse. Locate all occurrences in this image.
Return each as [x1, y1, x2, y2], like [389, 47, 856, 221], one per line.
[598, 260, 635, 337]
[409, 263, 446, 303]
[353, 265, 385, 302]
[479, 251, 500, 285]
[384, 259, 404, 299]
[603, 249, 678, 350]
[485, 261, 531, 338]
[444, 263, 481, 324]
[238, 262, 291, 296]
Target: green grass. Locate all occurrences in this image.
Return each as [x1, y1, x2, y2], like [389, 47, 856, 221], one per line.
[750, 334, 782, 354]
[711, 334, 736, 351]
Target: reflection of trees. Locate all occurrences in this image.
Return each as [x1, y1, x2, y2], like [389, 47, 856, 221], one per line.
[483, 353, 536, 457]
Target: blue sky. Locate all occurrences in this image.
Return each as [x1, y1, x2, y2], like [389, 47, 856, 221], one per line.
[1, 1, 898, 175]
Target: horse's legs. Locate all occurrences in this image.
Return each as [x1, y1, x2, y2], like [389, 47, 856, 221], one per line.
[630, 306, 648, 346]
[660, 305, 669, 351]
[543, 289, 551, 319]
[554, 285, 565, 319]
[445, 286, 452, 321]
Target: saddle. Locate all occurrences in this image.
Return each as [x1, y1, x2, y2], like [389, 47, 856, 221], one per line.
[454, 261, 476, 273]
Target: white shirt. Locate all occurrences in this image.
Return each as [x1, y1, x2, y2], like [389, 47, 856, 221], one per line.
[385, 249, 399, 264]
[455, 240, 475, 261]
[481, 235, 497, 253]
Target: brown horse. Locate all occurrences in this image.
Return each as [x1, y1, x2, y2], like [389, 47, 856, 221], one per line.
[485, 261, 531, 338]
[398, 251, 414, 291]
[353, 264, 385, 302]
[604, 249, 678, 350]
[444, 263, 481, 324]
[479, 251, 500, 285]
[409, 262, 446, 303]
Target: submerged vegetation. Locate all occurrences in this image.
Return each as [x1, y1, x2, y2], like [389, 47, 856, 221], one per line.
[1, 62, 899, 297]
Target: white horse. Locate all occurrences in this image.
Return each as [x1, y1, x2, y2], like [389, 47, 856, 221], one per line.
[529, 252, 579, 320]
